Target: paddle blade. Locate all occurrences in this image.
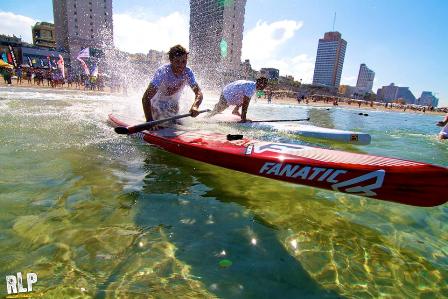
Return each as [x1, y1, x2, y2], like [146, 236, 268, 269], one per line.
[114, 126, 130, 135]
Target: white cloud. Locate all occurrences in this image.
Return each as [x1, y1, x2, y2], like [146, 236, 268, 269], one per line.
[242, 20, 302, 61]
[113, 12, 189, 54]
[242, 19, 314, 82]
[341, 76, 357, 86]
[0, 12, 36, 43]
[258, 54, 315, 83]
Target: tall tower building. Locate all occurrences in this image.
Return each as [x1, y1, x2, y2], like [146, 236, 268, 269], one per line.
[189, 0, 246, 86]
[312, 31, 347, 87]
[356, 63, 375, 93]
[53, 0, 113, 65]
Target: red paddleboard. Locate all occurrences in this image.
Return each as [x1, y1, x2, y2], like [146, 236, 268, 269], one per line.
[109, 114, 448, 207]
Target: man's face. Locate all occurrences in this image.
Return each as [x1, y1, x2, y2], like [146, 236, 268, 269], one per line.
[171, 54, 188, 75]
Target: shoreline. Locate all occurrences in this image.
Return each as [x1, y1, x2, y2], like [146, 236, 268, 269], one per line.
[257, 95, 446, 116]
[1, 80, 445, 116]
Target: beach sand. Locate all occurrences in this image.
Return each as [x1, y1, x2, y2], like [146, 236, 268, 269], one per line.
[260, 95, 446, 116]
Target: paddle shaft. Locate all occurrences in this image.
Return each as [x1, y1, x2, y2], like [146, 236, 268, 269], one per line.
[115, 109, 210, 134]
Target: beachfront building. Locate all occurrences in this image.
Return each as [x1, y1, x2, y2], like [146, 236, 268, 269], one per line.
[376, 83, 416, 104]
[260, 68, 280, 82]
[240, 59, 252, 79]
[339, 85, 358, 97]
[312, 31, 347, 88]
[1, 34, 67, 70]
[417, 91, 439, 107]
[53, 0, 114, 67]
[147, 50, 167, 67]
[189, 0, 247, 88]
[32, 22, 56, 48]
[356, 63, 375, 93]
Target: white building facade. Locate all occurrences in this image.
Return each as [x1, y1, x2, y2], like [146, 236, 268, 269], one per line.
[312, 31, 347, 88]
[356, 63, 375, 93]
[418, 91, 439, 107]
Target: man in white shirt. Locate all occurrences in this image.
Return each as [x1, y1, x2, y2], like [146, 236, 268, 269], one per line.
[208, 77, 268, 122]
[142, 45, 203, 123]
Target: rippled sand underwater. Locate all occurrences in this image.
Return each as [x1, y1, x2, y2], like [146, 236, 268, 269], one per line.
[0, 86, 447, 298]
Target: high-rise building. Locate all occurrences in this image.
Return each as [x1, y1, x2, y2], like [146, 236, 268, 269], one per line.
[53, 0, 113, 65]
[32, 22, 56, 48]
[312, 31, 347, 87]
[356, 63, 375, 93]
[376, 83, 416, 104]
[260, 68, 280, 81]
[189, 0, 246, 86]
[418, 91, 439, 107]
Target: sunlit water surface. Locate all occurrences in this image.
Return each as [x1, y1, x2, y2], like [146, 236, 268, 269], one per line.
[0, 86, 447, 298]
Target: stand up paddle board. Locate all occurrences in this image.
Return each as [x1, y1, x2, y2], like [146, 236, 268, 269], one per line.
[243, 122, 371, 145]
[109, 114, 448, 207]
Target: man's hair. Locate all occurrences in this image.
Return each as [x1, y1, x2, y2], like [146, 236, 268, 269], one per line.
[168, 45, 189, 60]
[256, 77, 268, 86]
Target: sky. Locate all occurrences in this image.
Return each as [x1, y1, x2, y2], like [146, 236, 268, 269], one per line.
[0, 0, 447, 106]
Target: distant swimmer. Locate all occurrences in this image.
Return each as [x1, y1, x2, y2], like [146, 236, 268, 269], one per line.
[436, 113, 448, 140]
[208, 77, 268, 123]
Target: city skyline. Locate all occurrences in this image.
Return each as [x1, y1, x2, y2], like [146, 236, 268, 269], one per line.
[0, 0, 446, 106]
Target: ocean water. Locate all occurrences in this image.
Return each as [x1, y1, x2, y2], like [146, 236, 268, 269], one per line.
[0, 86, 447, 298]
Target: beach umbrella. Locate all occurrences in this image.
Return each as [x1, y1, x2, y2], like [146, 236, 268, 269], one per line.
[0, 60, 13, 69]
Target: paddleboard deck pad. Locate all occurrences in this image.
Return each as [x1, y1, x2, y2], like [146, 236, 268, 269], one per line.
[109, 114, 448, 207]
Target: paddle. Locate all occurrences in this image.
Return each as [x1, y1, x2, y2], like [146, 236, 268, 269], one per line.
[114, 109, 211, 135]
[248, 117, 310, 123]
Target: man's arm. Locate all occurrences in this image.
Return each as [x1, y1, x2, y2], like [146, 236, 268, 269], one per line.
[189, 84, 203, 117]
[142, 83, 158, 121]
[240, 95, 251, 122]
[437, 114, 448, 127]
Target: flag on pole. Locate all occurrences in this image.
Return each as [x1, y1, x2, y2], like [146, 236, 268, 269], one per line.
[90, 63, 98, 77]
[77, 48, 90, 59]
[8, 45, 17, 68]
[57, 55, 65, 78]
[77, 57, 90, 75]
[77, 48, 91, 75]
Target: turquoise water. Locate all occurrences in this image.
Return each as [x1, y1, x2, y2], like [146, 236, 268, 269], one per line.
[0, 86, 447, 298]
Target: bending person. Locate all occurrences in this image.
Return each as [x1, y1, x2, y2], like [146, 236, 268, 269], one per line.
[142, 44, 203, 125]
[208, 77, 268, 122]
[437, 113, 448, 140]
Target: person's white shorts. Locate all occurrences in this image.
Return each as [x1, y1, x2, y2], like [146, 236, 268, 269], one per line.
[151, 95, 179, 120]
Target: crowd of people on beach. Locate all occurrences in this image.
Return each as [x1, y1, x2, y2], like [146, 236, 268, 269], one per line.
[0, 64, 129, 93]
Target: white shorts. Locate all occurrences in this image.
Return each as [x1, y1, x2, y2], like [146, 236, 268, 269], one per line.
[151, 94, 180, 121]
